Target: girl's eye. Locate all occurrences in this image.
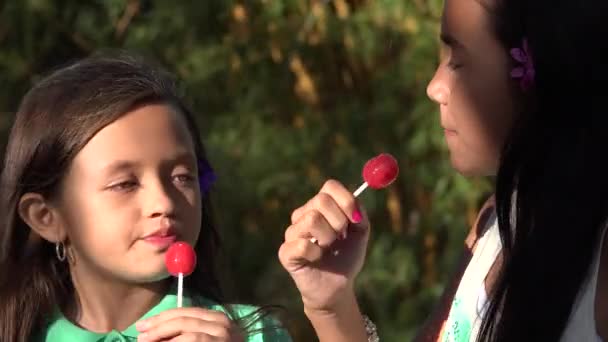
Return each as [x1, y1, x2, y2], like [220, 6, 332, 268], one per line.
[447, 59, 463, 70]
[440, 46, 463, 70]
[173, 174, 195, 184]
[109, 180, 139, 192]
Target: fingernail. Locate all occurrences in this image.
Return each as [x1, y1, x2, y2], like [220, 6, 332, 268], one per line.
[342, 230, 348, 240]
[352, 210, 362, 223]
[136, 321, 149, 331]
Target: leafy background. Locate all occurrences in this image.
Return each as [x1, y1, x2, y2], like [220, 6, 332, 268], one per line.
[0, 1, 491, 340]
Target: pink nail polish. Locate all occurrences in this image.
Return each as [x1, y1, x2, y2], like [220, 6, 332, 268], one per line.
[352, 210, 362, 223]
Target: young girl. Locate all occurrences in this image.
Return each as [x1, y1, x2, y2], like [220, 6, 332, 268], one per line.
[0, 52, 292, 342]
[278, 0, 608, 341]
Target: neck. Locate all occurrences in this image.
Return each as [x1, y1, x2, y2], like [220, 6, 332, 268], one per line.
[67, 261, 170, 333]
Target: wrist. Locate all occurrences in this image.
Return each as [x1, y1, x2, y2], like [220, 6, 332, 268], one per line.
[303, 287, 358, 320]
[304, 290, 368, 342]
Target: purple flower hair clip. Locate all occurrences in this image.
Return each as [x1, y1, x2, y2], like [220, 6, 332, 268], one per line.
[510, 38, 535, 91]
[198, 159, 217, 195]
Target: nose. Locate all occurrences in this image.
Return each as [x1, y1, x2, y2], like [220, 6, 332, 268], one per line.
[145, 179, 176, 218]
[426, 67, 449, 106]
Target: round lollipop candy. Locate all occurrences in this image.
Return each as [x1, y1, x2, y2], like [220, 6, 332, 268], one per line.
[354, 153, 399, 196]
[165, 241, 197, 308]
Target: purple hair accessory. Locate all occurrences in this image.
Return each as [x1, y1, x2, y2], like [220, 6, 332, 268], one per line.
[510, 38, 535, 91]
[198, 159, 217, 194]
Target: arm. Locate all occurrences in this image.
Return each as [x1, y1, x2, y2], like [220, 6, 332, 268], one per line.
[304, 250, 474, 342]
[304, 290, 368, 342]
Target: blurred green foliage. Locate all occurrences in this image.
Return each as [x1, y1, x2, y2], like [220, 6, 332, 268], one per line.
[0, 0, 491, 340]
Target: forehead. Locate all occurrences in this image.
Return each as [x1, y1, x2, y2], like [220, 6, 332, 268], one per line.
[442, 0, 496, 47]
[71, 104, 196, 172]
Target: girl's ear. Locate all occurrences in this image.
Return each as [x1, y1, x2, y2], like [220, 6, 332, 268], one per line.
[18, 193, 67, 243]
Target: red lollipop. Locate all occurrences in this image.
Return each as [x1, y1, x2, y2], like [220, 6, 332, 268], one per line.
[165, 241, 197, 307]
[166, 241, 196, 276]
[362, 153, 399, 189]
[354, 153, 399, 196]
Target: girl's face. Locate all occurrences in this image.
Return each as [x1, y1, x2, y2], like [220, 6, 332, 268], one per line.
[56, 103, 202, 283]
[426, 0, 518, 176]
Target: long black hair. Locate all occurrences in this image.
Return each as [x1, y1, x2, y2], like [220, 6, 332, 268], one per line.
[478, 0, 608, 340]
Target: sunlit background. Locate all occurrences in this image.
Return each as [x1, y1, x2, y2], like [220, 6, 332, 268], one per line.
[0, 1, 491, 340]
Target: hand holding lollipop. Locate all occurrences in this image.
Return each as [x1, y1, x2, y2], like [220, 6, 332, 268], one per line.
[310, 153, 399, 244]
[280, 152, 400, 316]
[138, 243, 244, 340]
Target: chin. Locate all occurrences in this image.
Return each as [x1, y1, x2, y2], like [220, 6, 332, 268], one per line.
[125, 267, 170, 283]
[450, 156, 483, 177]
[146, 272, 171, 283]
[451, 159, 498, 177]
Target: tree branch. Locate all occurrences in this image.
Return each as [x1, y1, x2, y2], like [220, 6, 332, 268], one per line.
[114, 0, 140, 43]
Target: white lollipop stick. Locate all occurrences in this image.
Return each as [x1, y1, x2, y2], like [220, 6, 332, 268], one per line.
[177, 273, 184, 308]
[353, 182, 368, 197]
[309, 182, 368, 244]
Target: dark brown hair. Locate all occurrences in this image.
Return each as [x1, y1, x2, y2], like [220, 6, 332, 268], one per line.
[0, 51, 281, 341]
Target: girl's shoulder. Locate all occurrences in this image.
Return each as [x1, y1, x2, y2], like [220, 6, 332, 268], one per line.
[465, 194, 497, 251]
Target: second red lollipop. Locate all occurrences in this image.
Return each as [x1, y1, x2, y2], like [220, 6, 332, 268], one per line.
[362, 153, 399, 189]
[352, 153, 399, 197]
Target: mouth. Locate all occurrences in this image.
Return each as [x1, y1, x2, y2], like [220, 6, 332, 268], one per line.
[443, 128, 458, 136]
[142, 228, 178, 248]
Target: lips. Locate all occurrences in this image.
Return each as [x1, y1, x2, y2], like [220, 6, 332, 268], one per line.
[440, 110, 456, 134]
[142, 227, 178, 247]
[143, 233, 177, 244]
[443, 128, 457, 135]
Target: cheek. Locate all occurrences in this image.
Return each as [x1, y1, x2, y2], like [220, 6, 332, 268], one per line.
[451, 72, 515, 163]
[469, 89, 514, 161]
[181, 189, 203, 244]
[61, 192, 139, 252]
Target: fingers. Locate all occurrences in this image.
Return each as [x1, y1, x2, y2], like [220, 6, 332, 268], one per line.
[280, 179, 371, 273]
[278, 238, 324, 272]
[319, 179, 361, 224]
[137, 309, 234, 342]
[138, 308, 231, 329]
[167, 333, 221, 341]
[289, 180, 362, 243]
[139, 319, 231, 341]
[291, 180, 361, 225]
[284, 210, 339, 246]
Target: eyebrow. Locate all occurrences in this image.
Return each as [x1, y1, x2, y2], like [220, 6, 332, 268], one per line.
[171, 153, 198, 169]
[101, 153, 198, 175]
[102, 160, 140, 176]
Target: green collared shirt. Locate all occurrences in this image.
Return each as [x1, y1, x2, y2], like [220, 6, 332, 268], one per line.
[36, 292, 291, 342]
